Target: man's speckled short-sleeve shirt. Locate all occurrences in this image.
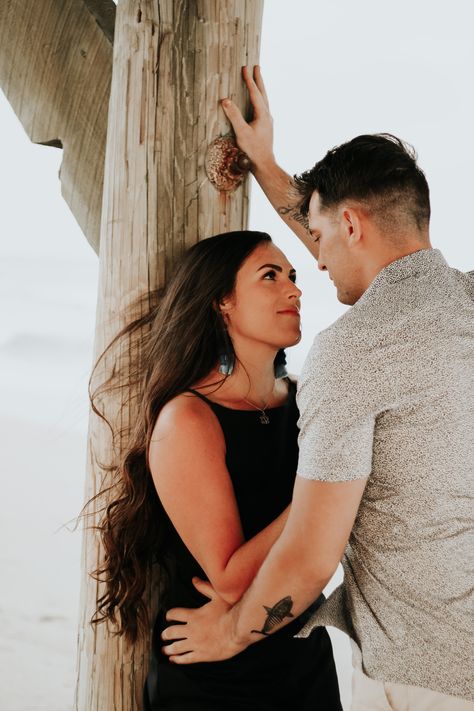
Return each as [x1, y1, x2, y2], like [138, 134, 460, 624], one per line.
[295, 249, 474, 701]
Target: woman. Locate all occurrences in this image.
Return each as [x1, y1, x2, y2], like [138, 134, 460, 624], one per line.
[90, 230, 342, 710]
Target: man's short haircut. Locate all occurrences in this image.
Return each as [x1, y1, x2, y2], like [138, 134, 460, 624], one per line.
[294, 133, 430, 233]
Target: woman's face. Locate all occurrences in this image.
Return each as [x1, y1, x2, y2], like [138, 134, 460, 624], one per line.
[221, 242, 302, 351]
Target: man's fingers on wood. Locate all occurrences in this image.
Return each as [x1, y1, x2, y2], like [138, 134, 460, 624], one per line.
[253, 65, 269, 106]
[221, 99, 249, 133]
[241, 65, 267, 116]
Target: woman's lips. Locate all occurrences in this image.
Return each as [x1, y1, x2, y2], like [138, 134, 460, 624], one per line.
[277, 309, 300, 317]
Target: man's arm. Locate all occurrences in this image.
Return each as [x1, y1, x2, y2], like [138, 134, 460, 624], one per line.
[222, 66, 318, 258]
[162, 474, 367, 663]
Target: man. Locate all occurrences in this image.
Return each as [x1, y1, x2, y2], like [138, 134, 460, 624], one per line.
[163, 67, 474, 710]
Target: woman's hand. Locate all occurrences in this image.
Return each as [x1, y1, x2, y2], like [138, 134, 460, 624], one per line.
[222, 66, 275, 172]
[161, 578, 246, 664]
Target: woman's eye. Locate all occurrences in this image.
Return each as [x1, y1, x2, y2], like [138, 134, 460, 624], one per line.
[263, 270, 277, 280]
[290, 274, 297, 284]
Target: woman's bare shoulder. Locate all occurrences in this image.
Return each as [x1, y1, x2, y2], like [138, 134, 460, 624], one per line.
[148, 393, 227, 480]
[150, 391, 224, 446]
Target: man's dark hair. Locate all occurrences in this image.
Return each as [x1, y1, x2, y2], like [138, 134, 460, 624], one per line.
[294, 133, 430, 233]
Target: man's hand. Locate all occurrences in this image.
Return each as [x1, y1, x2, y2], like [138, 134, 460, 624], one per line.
[222, 66, 314, 251]
[222, 66, 275, 173]
[161, 578, 245, 664]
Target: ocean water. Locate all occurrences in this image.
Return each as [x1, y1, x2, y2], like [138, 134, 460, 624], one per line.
[0, 248, 98, 710]
[0, 254, 98, 430]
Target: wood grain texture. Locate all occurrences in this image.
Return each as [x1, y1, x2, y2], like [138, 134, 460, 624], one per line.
[0, 0, 116, 253]
[76, 1, 264, 709]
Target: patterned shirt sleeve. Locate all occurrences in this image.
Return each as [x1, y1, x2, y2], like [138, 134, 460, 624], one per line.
[296, 330, 378, 482]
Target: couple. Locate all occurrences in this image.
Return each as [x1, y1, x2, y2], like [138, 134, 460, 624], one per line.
[92, 67, 474, 710]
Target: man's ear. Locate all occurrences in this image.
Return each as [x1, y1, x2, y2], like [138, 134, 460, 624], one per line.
[341, 205, 363, 246]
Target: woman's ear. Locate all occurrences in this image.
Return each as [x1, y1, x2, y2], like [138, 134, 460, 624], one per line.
[216, 295, 234, 316]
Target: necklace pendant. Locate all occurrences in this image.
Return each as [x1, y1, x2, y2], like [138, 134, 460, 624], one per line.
[259, 412, 270, 425]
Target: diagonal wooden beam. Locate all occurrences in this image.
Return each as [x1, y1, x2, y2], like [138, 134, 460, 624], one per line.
[83, 0, 116, 43]
[0, 0, 116, 254]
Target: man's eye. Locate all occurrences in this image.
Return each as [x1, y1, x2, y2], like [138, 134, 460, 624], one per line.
[263, 270, 277, 280]
[313, 235, 321, 243]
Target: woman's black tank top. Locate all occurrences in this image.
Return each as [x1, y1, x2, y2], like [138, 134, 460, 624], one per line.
[145, 379, 342, 711]
[158, 378, 301, 613]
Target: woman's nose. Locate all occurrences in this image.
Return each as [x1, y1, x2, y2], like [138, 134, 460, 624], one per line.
[288, 282, 302, 298]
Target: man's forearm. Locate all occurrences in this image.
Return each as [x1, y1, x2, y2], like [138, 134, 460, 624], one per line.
[252, 160, 317, 257]
[162, 478, 364, 664]
[227, 527, 332, 649]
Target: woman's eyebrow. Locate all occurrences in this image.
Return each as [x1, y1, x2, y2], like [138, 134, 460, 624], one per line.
[258, 263, 282, 272]
[257, 263, 296, 274]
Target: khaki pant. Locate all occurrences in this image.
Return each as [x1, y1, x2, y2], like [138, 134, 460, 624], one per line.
[351, 666, 474, 711]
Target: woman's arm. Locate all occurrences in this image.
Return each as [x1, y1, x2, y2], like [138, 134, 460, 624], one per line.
[148, 394, 290, 605]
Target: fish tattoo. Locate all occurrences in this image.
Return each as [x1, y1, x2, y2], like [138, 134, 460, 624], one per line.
[251, 596, 294, 636]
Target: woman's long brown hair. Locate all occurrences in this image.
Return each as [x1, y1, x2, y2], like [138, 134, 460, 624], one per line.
[87, 230, 272, 644]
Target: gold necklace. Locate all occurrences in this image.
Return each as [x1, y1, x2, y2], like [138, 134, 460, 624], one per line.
[241, 395, 270, 425]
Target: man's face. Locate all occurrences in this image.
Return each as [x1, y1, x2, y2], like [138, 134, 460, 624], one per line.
[308, 191, 365, 305]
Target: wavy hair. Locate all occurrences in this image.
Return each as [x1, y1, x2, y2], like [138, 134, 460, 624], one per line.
[88, 230, 276, 644]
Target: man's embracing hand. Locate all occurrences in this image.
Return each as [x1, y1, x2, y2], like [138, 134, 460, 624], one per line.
[161, 578, 245, 664]
[222, 66, 275, 173]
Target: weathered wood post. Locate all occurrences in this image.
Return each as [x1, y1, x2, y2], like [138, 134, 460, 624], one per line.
[75, 2, 264, 709]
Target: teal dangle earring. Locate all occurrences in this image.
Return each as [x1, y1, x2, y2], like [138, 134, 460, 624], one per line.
[274, 349, 288, 379]
[216, 314, 235, 376]
[218, 349, 234, 376]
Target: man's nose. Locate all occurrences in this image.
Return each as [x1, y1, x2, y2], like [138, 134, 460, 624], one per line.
[318, 260, 327, 272]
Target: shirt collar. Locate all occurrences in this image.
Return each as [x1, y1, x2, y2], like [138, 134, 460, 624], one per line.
[371, 248, 447, 287]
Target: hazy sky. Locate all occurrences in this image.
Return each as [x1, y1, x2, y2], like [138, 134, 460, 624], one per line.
[1, 0, 474, 397]
[256, 0, 474, 364]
